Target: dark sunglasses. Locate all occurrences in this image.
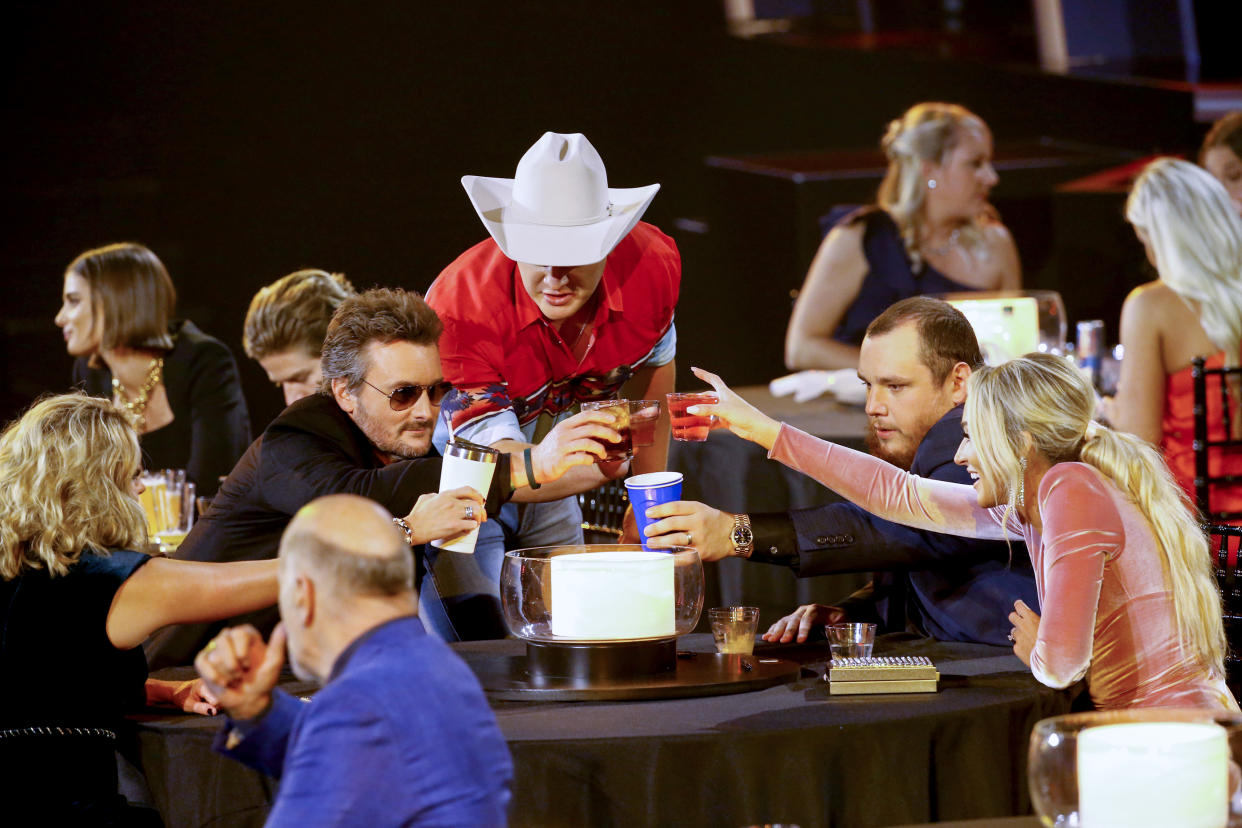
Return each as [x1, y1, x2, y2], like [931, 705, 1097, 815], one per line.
[363, 379, 453, 411]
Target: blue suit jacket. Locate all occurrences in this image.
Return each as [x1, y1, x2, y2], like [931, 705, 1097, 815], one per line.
[781, 405, 1038, 645]
[216, 617, 513, 827]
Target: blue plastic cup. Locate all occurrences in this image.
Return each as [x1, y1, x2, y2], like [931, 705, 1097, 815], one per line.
[625, 471, 684, 552]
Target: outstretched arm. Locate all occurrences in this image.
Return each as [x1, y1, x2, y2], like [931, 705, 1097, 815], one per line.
[107, 557, 279, 649]
[691, 366, 1014, 541]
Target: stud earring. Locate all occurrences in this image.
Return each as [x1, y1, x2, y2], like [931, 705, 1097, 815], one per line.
[1017, 457, 1027, 509]
[927, 179, 937, 190]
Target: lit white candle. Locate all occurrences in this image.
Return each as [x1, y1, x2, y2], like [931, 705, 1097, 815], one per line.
[550, 551, 674, 640]
[1077, 722, 1228, 828]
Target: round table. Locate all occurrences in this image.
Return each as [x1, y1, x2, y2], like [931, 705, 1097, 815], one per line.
[131, 634, 1078, 828]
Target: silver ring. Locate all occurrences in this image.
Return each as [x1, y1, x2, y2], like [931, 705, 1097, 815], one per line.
[1007, 631, 1015, 642]
[465, 504, 475, 521]
[686, 532, 694, 545]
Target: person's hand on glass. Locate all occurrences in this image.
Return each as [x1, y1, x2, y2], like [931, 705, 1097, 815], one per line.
[641, 501, 735, 561]
[195, 623, 287, 721]
[528, 409, 622, 485]
[688, 367, 782, 450]
[763, 602, 847, 643]
[405, 487, 486, 546]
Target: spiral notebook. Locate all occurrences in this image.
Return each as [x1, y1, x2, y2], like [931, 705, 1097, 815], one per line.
[827, 656, 939, 695]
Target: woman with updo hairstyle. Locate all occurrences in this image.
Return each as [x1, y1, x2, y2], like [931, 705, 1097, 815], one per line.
[786, 102, 1022, 370]
[1108, 158, 1242, 519]
[55, 242, 250, 496]
[1201, 111, 1242, 216]
[0, 394, 277, 823]
[690, 353, 1235, 711]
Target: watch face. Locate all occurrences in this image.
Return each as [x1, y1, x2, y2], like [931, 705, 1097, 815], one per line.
[732, 525, 754, 547]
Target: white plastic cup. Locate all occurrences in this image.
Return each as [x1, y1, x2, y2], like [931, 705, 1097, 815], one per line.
[431, 439, 499, 554]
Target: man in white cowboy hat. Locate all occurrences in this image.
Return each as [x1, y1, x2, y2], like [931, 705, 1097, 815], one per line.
[424, 132, 680, 640]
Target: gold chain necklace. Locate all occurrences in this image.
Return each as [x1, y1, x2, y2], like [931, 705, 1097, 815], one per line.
[112, 357, 164, 428]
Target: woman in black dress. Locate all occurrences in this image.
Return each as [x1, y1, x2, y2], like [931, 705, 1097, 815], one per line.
[0, 394, 277, 824]
[55, 242, 250, 496]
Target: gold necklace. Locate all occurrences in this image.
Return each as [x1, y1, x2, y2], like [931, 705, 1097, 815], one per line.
[112, 357, 164, 428]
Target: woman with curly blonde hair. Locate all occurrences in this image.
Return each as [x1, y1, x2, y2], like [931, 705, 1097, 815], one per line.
[785, 102, 1021, 371]
[693, 353, 1235, 711]
[0, 394, 277, 822]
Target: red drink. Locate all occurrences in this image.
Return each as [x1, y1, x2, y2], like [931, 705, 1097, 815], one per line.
[667, 392, 718, 442]
[629, 400, 660, 448]
[581, 400, 632, 461]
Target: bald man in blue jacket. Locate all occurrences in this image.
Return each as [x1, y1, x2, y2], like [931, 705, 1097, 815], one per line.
[196, 494, 512, 827]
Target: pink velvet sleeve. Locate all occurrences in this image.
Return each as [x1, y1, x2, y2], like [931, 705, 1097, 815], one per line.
[1027, 464, 1122, 688]
[768, 424, 1016, 541]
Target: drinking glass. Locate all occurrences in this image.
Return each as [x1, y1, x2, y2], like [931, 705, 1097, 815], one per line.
[709, 606, 760, 654]
[826, 623, 875, 660]
[581, 399, 632, 461]
[1029, 709, 1242, 828]
[140, 469, 196, 552]
[628, 399, 661, 448]
[666, 392, 718, 442]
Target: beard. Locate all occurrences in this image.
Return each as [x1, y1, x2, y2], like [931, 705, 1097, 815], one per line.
[352, 399, 433, 461]
[865, 421, 918, 471]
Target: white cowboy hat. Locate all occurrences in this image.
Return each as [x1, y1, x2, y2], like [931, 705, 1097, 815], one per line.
[461, 132, 660, 266]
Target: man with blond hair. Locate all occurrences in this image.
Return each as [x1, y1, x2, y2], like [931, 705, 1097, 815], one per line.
[243, 268, 356, 407]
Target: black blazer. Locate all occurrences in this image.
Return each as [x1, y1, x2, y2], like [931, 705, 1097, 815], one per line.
[73, 319, 250, 497]
[144, 392, 512, 668]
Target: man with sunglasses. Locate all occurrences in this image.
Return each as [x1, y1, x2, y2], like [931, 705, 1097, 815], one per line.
[146, 287, 618, 667]
[423, 133, 679, 636]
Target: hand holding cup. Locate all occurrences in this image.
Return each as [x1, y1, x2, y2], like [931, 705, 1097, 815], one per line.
[687, 367, 782, 450]
[409, 487, 486, 547]
[528, 408, 624, 485]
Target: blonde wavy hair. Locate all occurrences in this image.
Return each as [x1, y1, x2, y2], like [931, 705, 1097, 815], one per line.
[0, 394, 148, 579]
[878, 102, 993, 272]
[965, 353, 1226, 674]
[1126, 158, 1242, 368]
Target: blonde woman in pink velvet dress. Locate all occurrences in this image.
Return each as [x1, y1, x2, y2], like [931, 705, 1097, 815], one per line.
[688, 355, 1236, 712]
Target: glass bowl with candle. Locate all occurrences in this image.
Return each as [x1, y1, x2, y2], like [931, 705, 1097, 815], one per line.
[1028, 708, 1242, 828]
[500, 544, 704, 642]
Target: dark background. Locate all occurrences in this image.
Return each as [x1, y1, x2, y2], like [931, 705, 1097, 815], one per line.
[0, 1, 1227, 432]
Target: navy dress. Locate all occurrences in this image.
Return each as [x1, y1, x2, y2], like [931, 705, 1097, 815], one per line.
[0, 550, 152, 822]
[830, 208, 983, 346]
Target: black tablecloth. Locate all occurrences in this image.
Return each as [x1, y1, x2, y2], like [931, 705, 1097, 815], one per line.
[131, 635, 1079, 828]
[670, 386, 872, 625]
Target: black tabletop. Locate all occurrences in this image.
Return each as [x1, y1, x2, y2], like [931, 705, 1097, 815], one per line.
[131, 634, 1078, 828]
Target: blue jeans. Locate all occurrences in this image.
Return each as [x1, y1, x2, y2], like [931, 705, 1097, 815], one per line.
[418, 496, 584, 641]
